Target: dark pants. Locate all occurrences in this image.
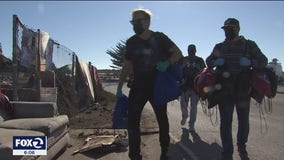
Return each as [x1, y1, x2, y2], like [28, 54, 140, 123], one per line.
[218, 94, 250, 157]
[127, 76, 170, 160]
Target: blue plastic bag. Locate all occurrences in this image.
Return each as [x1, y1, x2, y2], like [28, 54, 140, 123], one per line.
[168, 63, 183, 82]
[112, 94, 128, 129]
[153, 64, 182, 106]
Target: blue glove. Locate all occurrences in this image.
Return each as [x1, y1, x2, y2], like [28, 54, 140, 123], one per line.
[156, 61, 170, 72]
[240, 57, 251, 66]
[116, 89, 123, 98]
[213, 58, 224, 66]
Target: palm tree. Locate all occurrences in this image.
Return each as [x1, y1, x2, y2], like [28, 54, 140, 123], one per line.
[106, 40, 126, 69]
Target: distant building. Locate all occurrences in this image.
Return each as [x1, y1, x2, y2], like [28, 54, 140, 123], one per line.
[267, 58, 284, 82]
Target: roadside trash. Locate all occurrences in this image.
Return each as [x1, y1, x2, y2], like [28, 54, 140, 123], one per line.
[72, 133, 128, 155]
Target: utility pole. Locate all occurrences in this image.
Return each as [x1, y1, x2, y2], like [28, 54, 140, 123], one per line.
[12, 15, 19, 100]
[0, 42, 3, 55]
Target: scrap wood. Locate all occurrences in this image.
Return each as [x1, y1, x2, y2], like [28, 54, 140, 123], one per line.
[72, 134, 118, 155]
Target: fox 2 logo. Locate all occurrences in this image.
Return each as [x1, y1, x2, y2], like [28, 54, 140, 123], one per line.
[13, 136, 47, 150]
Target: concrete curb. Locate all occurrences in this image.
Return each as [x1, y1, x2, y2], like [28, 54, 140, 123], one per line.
[277, 91, 284, 94]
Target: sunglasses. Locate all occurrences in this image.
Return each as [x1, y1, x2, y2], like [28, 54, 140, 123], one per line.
[130, 18, 146, 25]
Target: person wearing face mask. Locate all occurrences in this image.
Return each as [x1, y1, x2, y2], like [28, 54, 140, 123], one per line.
[179, 44, 206, 131]
[206, 18, 268, 160]
[116, 8, 183, 160]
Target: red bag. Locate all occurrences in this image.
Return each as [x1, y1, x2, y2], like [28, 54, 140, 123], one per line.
[250, 69, 272, 98]
[194, 67, 216, 99]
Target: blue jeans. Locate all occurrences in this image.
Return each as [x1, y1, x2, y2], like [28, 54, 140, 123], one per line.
[180, 89, 199, 127]
[218, 95, 250, 157]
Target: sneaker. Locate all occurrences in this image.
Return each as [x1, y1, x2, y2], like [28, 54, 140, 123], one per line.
[180, 117, 187, 125]
[188, 126, 195, 132]
[238, 147, 249, 160]
[221, 155, 233, 160]
[131, 154, 142, 160]
[160, 148, 168, 160]
[160, 154, 168, 160]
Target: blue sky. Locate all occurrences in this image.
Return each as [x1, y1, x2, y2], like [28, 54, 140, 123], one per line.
[0, 1, 284, 69]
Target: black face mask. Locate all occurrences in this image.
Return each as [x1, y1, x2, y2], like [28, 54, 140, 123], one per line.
[133, 24, 145, 35]
[224, 28, 237, 40]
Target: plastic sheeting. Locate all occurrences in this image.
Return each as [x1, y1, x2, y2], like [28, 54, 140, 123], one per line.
[77, 58, 95, 100]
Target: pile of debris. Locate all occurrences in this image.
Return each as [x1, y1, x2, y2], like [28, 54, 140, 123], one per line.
[0, 54, 13, 97]
[72, 129, 128, 155]
[0, 54, 116, 129]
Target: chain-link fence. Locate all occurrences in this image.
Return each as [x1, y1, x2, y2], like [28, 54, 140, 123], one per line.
[12, 15, 39, 101]
[8, 15, 102, 116]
